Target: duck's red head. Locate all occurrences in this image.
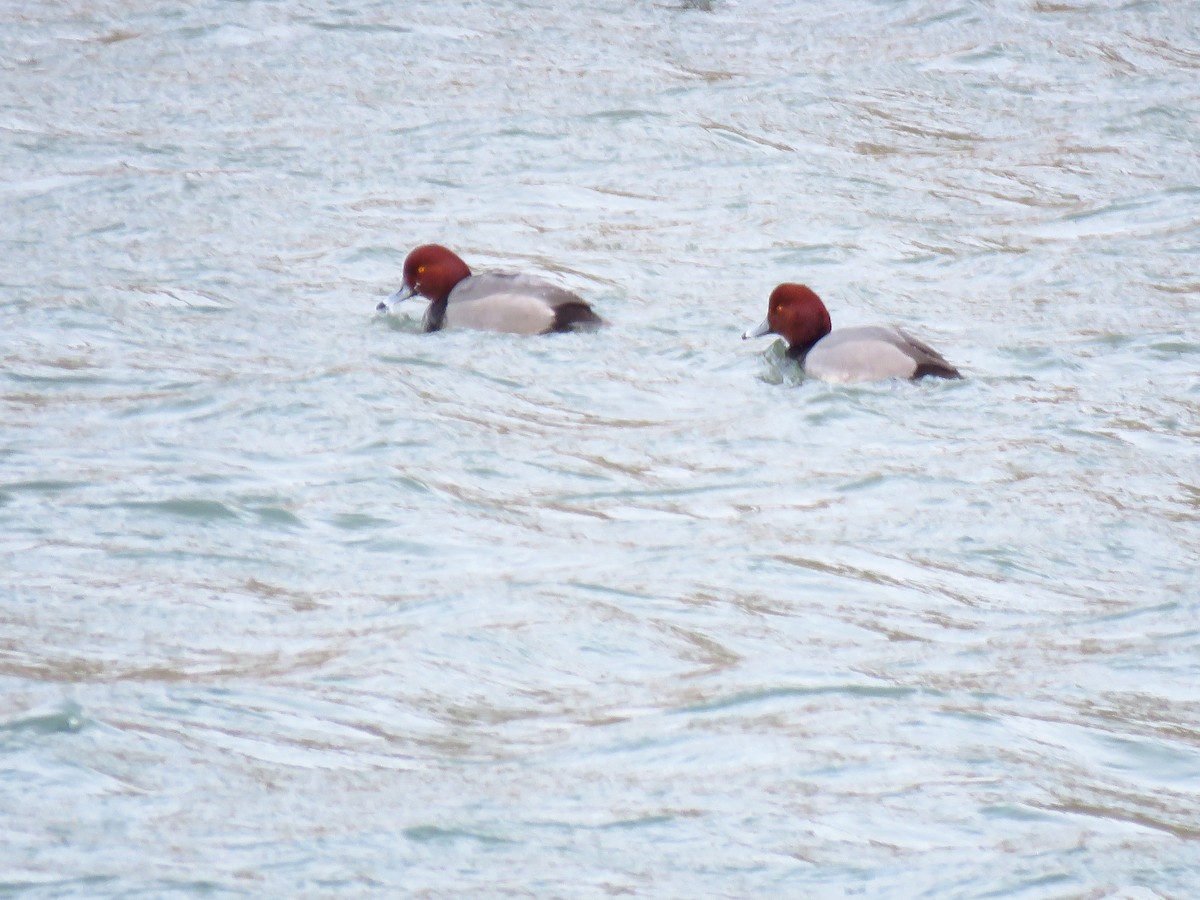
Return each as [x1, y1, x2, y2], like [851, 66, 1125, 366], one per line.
[401, 244, 472, 304]
[763, 283, 832, 352]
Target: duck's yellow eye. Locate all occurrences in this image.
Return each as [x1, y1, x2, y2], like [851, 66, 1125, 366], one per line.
[417, 265, 426, 275]
[774, 304, 783, 313]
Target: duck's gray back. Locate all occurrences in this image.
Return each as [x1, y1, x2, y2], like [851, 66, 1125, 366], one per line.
[804, 325, 958, 383]
[443, 272, 573, 335]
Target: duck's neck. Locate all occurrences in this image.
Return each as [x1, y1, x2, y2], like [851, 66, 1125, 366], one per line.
[424, 298, 448, 333]
[786, 338, 819, 362]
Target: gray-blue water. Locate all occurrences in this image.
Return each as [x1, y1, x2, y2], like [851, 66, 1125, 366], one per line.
[3, 0, 1199, 895]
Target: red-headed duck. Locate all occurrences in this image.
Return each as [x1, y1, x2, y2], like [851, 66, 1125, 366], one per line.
[378, 244, 603, 335]
[743, 283, 961, 383]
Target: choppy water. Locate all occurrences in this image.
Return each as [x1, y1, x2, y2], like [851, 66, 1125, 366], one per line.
[3, 0, 1199, 895]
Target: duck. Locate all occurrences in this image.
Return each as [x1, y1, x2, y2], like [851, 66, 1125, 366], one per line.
[378, 244, 604, 335]
[742, 283, 961, 383]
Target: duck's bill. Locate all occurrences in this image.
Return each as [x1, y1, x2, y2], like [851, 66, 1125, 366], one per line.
[377, 284, 415, 313]
[742, 317, 772, 340]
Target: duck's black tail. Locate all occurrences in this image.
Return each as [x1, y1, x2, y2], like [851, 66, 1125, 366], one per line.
[551, 302, 605, 333]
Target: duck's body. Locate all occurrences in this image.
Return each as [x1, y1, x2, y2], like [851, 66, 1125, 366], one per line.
[426, 271, 601, 334]
[743, 283, 960, 383]
[798, 324, 960, 383]
[379, 244, 603, 336]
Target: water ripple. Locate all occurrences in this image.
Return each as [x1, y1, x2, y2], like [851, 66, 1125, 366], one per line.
[2, 0, 1198, 894]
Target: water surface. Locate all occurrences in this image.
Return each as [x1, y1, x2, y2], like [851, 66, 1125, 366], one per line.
[2, 0, 1198, 895]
